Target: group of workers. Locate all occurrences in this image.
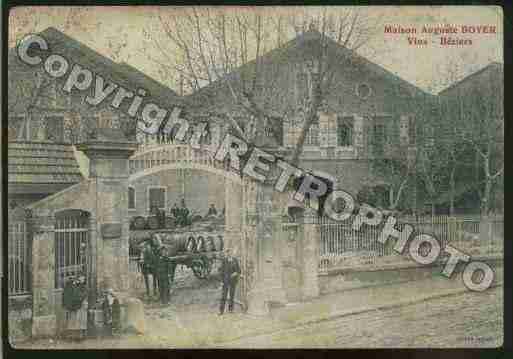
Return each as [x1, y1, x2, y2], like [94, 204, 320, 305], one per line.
[139, 237, 241, 314]
[169, 199, 191, 226]
[150, 198, 226, 228]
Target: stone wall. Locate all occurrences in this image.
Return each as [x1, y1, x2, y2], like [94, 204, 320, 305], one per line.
[8, 295, 33, 345]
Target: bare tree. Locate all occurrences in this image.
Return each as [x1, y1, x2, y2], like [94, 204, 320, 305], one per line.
[438, 62, 504, 217]
[8, 7, 103, 143]
[142, 7, 379, 164]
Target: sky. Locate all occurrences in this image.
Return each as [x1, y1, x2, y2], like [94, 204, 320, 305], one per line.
[9, 6, 504, 94]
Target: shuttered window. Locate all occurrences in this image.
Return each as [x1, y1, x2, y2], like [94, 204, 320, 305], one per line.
[408, 116, 416, 145]
[148, 187, 166, 210]
[9, 116, 26, 141]
[305, 121, 319, 146]
[45, 116, 64, 142]
[337, 116, 354, 146]
[128, 187, 136, 210]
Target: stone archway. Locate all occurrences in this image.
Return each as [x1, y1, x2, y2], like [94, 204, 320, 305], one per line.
[128, 144, 248, 305]
[127, 143, 319, 315]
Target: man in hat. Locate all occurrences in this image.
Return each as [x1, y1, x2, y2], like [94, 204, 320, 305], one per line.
[170, 203, 179, 218]
[156, 246, 175, 305]
[218, 248, 241, 315]
[140, 240, 158, 298]
[179, 198, 190, 226]
[102, 289, 115, 336]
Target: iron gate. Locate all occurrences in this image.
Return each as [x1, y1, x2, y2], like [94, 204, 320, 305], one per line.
[8, 219, 31, 295]
[54, 210, 90, 289]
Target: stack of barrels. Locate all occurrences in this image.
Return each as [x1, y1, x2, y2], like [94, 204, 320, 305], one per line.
[153, 233, 224, 257]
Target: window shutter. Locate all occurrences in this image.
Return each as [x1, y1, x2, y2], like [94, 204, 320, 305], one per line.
[318, 112, 330, 147]
[328, 113, 337, 147]
[353, 115, 364, 147]
[408, 116, 416, 145]
[400, 115, 409, 145]
[128, 188, 136, 209]
[45, 116, 64, 142]
[149, 188, 165, 209]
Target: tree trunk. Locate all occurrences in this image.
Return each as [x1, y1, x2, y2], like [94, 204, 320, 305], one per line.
[389, 188, 394, 210]
[449, 166, 456, 216]
[481, 156, 491, 217]
[290, 80, 322, 166]
[482, 177, 491, 217]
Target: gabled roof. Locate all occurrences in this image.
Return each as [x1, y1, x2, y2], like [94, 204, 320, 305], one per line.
[10, 27, 182, 110]
[438, 62, 503, 96]
[185, 29, 431, 106]
[9, 142, 83, 191]
[118, 62, 180, 105]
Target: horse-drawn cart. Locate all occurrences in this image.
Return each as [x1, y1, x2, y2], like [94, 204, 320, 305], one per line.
[130, 221, 225, 280]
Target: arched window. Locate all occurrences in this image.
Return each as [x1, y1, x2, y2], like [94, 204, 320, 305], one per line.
[128, 187, 136, 210]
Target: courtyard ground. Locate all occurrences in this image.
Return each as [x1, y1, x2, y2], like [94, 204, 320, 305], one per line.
[13, 261, 503, 349]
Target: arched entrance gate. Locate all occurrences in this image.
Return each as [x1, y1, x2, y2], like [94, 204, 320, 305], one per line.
[129, 144, 249, 308]
[128, 144, 297, 314]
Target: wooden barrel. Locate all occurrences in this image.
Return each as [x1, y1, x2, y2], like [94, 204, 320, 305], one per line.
[155, 233, 189, 255]
[129, 231, 152, 245]
[163, 233, 182, 256]
[165, 216, 176, 229]
[132, 216, 147, 230]
[214, 235, 224, 252]
[206, 236, 216, 252]
[196, 236, 206, 252]
[186, 236, 197, 253]
[147, 216, 160, 230]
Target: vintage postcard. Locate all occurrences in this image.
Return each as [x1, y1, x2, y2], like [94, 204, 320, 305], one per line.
[5, 5, 503, 349]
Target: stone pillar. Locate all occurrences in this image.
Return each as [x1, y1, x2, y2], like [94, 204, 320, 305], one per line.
[244, 158, 289, 315]
[224, 178, 243, 253]
[77, 129, 138, 295]
[301, 207, 320, 299]
[31, 214, 57, 338]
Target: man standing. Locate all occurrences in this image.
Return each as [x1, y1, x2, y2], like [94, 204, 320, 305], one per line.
[179, 199, 190, 226]
[156, 246, 175, 305]
[140, 240, 158, 298]
[170, 203, 179, 218]
[218, 248, 241, 315]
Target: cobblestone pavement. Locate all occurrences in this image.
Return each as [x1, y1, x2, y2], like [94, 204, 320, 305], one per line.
[221, 286, 503, 348]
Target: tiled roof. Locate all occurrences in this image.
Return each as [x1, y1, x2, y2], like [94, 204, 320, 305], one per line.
[8, 142, 83, 185]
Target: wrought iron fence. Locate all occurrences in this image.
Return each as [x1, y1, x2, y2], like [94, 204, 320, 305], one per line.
[8, 220, 31, 295]
[318, 214, 503, 273]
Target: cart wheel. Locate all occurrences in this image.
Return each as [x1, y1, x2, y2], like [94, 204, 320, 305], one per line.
[191, 258, 212, 279]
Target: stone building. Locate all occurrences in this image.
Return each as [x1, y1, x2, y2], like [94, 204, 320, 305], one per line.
[9, 26, 501, 342]
[183, 28, 434, 207]
[7, 27, 180, 341]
